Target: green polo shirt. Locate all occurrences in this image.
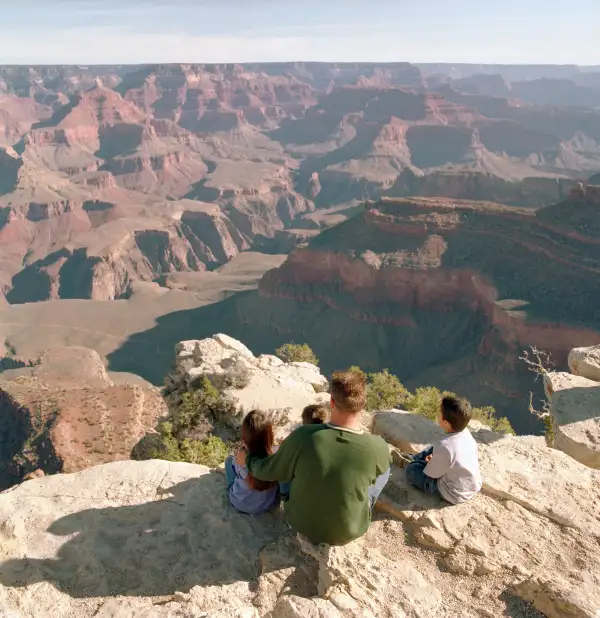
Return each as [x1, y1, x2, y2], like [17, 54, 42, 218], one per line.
[247, 423, 391, 545]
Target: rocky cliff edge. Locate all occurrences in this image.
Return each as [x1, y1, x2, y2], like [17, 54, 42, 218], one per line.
[0, 340, 599, 617]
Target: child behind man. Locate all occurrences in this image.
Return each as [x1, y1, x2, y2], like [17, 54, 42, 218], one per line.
[301, 403, 329, 425]
[393, 395, 482, 504]
[279, 403, 330, 500]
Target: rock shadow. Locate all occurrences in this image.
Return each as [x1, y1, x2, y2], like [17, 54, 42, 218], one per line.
[0, 470, 294, 599]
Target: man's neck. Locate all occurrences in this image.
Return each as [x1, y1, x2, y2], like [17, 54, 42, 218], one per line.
[329, 409, 364, 431]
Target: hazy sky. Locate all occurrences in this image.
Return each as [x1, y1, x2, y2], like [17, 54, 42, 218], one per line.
[1, 0, 599, 65]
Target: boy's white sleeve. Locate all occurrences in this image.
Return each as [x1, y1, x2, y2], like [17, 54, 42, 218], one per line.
[423, 445, 452, 478]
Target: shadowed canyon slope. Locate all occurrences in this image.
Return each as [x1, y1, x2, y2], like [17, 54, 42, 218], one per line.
[108, 189, 600, 434]
[1, 63, 600, 302]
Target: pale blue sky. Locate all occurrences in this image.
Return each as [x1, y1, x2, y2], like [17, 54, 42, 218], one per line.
[0, 0, 598, 65]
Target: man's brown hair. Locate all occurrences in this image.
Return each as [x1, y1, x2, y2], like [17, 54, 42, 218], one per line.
[302, 403, 329, 425]
[330, 370, 367, 413]
[440, 395, 471, 432]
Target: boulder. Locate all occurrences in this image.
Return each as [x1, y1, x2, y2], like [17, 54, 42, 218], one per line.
[514, 573, 600, 618]
[371, 409, 444, 452]
[374, 411, 600, 618]
[544, 371, 600, 469]
[170, 334, 329, 431]
[568, 343, 600, 382]
[372, 409, 505, 452]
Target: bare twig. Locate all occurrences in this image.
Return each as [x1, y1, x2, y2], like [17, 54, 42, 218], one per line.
[527, 391, 551, 420]
[519, 346, 555, 380]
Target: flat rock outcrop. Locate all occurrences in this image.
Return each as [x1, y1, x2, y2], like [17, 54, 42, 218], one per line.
[544, 347, 600, 469]
[0, 346, 166, 488]
[168, 333, 329, 431]
[0, 425, 599, 618]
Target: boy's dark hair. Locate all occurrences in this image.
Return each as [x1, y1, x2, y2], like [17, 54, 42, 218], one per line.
[330, 370, 366, 413]
[441, 395, 471, 432]
[302, 403, 329, 425]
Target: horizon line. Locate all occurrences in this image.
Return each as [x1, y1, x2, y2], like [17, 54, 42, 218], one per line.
[2, 61, 600, 68]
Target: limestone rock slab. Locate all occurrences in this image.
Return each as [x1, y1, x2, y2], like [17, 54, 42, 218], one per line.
[372, 409, 506, 455]
[544, 371, 600, 469]
[0, 460, 288, 617]
[479, 434, 600, 534]
[372, 409, 444, 452]
[568, 343, 600, 382]
[309, 537, 443, 618]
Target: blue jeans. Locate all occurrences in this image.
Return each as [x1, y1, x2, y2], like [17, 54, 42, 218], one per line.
[274, 471, 391, 509]
[368, 467, 392, 510]
[279, 482, 291, 500]
[405, 447, 441, 497]
[225, 456, 236, 490]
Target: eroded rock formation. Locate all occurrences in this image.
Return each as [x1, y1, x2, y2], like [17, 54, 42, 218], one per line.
[195, 195, 600, 433]
[2, 63, 600, 302]
[0, 346, 166, 488]
[166, 333, 329, 435]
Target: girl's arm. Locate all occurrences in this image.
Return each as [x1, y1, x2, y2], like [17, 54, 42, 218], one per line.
[246, 426, 306, 482]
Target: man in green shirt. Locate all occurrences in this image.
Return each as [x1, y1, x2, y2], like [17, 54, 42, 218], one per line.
[236, 370, 391, 546]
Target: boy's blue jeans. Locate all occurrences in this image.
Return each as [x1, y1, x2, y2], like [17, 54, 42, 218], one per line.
[405, 447, 441, 497]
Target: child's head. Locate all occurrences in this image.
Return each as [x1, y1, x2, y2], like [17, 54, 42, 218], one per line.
[302, 403, 329, 425]
[438, 395, 471, 433]
[241, 409, 274, 457]
[330, 370, 366, 414]
[241, 410, 276, 492]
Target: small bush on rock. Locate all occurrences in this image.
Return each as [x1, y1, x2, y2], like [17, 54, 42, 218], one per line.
[275, 342, 319, 365]
[132, 421, 184, 462]
[349, 367, 410, 412]
[180, 436, 229, 467]
[134, 421, 229, 467]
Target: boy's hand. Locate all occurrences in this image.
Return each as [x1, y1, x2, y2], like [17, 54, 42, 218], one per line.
[425, 455, 432, 463]
[236, 448, 248, 467]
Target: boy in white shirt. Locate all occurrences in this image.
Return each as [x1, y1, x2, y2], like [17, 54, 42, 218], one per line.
[393, 395, 482, 504]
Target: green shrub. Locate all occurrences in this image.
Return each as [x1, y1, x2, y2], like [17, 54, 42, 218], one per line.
[133, 421, 229, 467]
[404, 386, 448, 421]
[470, 405, 515, 435]
[403, 386, 514, 434]
[275, 343, 319, 365]
[136, 421, 184, 462]
[365, 369, 410, 412]
[180, 436, 229, 467]
[349, 366, 514, 434]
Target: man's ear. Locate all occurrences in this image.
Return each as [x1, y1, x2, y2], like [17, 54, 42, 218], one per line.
[330, 396, 335, 409]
